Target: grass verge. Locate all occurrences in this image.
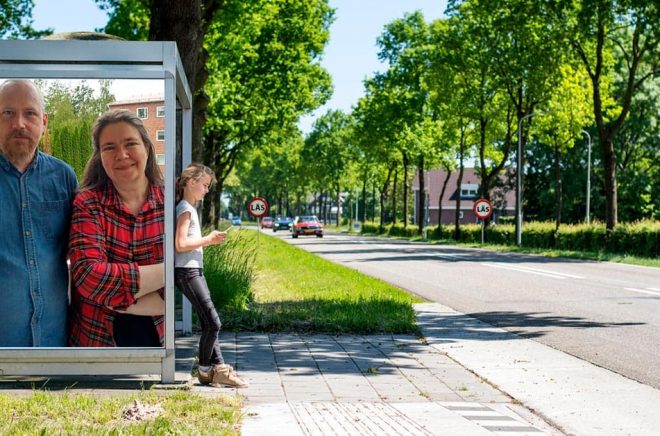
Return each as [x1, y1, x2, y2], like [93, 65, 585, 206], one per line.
[216, 230, 423, 334]
[0, 391, 242, 435]
[407, 237, 660, 268]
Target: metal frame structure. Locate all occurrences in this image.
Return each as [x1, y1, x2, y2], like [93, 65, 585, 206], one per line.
[0, 40, 192, 383]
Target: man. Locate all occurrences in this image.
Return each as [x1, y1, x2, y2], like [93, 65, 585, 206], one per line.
[0, 80, 78, 347]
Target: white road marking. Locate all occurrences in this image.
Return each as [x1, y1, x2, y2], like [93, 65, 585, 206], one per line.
[481, 262, 584, 280]
[624, 287, 660, 297]
[647, 287, 660, 292]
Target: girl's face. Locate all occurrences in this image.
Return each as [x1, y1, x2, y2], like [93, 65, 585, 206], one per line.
[188, 173, 212, 202]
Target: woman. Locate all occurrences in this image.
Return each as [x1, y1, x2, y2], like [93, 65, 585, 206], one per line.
[68, 109, 165, 347]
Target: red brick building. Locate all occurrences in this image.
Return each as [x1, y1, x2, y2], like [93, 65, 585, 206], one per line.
[108, 96, 165, 168]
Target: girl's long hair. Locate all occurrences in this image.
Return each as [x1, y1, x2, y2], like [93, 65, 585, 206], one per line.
[80, 109, 163, 191]
[176, 163, 217, 202]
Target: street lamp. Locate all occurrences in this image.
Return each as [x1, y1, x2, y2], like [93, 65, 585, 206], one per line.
[581, 130, 592, 224]
[515, 112, 543, 246]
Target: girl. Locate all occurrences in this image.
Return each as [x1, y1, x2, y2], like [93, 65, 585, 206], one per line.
[175, 163, 247, 388]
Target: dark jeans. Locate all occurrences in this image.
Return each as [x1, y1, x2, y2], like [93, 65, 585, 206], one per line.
[175, 268, 224, 366]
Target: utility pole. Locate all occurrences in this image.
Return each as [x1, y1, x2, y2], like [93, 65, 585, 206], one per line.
[581, 130, 592, 224]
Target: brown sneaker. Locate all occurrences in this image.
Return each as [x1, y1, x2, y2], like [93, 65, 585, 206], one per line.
[197, 366, 213, 385]
[211, 364, 249, 388]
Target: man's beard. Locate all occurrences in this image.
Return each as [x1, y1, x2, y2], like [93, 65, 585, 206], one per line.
[0, 137, 38, 167]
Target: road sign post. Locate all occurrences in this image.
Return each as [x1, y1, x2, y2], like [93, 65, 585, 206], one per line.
[473, 198, 493, 244]
[247, 197, 269, 242]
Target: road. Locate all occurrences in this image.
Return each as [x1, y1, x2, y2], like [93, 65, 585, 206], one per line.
[267, 230, 660, 390]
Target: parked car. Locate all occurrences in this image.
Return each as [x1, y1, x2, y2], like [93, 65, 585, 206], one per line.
[292, 215, 323, 238]
[273, 216, 293, 232]
[261, 216, 274, 229]
[231, 216, 242, 226]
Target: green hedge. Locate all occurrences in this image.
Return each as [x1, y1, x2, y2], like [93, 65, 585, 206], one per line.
[361, 220, 659, 258]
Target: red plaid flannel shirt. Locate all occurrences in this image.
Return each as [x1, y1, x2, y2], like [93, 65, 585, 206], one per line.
[68, 182, 165, 347]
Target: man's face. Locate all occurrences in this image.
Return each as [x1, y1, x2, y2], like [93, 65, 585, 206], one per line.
[0, 82, 48, 163]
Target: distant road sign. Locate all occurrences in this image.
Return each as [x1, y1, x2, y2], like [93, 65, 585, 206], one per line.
[247, 197, 269, 218]
[473, 198, 493, 220]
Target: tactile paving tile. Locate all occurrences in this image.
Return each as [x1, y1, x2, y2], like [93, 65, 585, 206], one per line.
[291, 402, 432, 436]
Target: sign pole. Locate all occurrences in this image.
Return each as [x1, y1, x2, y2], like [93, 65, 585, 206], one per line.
[247, 196, 269, 248]
[481, 219, 485, 245]
[473, 198, 493, 245]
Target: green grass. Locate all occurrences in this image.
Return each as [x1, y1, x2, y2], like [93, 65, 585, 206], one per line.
[402, 237, 660, 268]
[0, 391, 242, 435]
[355, 227, 659, 268]
[216, 231, 423, 334]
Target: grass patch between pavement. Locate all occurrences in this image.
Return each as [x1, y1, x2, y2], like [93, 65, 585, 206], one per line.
[0, 391, 242, 435]
[217, 230, 424, 334]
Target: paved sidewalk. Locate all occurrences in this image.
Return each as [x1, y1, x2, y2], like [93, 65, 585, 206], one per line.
[202, 313, 558, 435]
[416, 303, 660, 436]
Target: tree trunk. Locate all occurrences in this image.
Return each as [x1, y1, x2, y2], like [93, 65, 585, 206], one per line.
[403, 153, 409, 227]
[391, 168, 398, 225]
[417, 156, 425, 235]
[336, 183, 341, 227]
[372, 182, 376, 223]
[554, 145, 562, 232]
[149, 0, 223, 162]
[361, 178, 367, 223]
[454, 127, 466, 240]
[379, 167, 393, 231]
[438, 168, 452, 227]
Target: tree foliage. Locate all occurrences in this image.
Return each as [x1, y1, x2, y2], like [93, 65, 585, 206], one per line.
[0, 0, 51, 39]
[38, 80, 115, 179]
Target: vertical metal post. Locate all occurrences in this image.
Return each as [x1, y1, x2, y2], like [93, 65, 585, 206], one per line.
[581, 130, 592, 224]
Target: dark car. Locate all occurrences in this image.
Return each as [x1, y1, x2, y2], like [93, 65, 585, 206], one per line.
[273, 216, 293, 232]
[292, 215, 323, 238]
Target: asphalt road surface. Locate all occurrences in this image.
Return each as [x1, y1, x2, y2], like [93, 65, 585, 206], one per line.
[268, 230, 660, 390]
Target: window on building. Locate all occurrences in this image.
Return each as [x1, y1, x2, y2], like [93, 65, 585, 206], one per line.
[137, 107, 148, 119]
[156, 106, 165, 117]
[460, 183, 478, 199]
[156, 130, 165, 141]
[156, 154, 165, 165]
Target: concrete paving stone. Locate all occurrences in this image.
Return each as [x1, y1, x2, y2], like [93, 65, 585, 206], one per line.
[285, 392, 336, 402]
[242, 403, 304, 436]
[247, 395, 289, 404]
[390, 402, 493, 435]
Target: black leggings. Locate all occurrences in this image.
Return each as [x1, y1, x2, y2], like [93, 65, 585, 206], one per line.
[175, 268, 224, 366]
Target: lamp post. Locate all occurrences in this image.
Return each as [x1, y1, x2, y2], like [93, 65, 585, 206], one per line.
[581, 130, 592, 224]
[515, 112, 541, 246]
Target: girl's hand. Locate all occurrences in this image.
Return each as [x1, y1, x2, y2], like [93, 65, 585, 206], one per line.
[206, 230, 227, 245]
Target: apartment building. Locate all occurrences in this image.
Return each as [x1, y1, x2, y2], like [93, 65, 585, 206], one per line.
[108, 96, 166, 168]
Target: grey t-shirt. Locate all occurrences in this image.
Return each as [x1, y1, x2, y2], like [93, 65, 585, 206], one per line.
[175, 200, 203, 268]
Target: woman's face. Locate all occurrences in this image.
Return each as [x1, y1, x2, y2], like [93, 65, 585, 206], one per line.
[99, 121, 149, 188]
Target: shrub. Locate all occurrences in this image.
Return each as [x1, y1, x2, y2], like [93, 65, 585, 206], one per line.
[388, 224, 419, 237]
[204, 230, 256, 310]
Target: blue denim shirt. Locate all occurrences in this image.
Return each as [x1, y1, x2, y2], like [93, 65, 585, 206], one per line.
[0, 152, 78, 347]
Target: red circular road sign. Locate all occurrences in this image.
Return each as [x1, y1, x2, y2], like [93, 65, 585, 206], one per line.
[247, 197, 269, 218]
[473, 198, 493, 220]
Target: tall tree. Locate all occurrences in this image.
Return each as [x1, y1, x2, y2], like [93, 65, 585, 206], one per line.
[304, 110, 354, 226]
[555, 0, 659, 229]
[534, 64, 593, 230]
[96, 0, 224, 161]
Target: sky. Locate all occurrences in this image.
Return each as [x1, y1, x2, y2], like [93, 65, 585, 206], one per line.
[31, 0, 447, 133]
